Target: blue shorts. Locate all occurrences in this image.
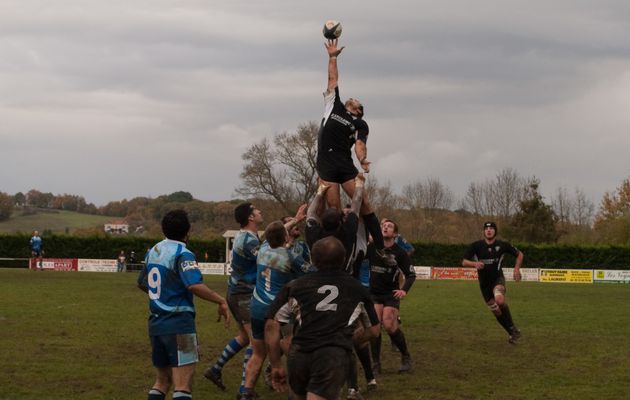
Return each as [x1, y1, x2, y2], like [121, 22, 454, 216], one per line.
[150, 333, 198, 368]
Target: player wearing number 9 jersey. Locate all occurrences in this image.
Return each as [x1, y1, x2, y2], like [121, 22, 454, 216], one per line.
[265, 237, 380, 400]
[137, 209, 229, 400]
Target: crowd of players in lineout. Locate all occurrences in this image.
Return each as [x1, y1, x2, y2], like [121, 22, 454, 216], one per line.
[136, 38, 525, 400]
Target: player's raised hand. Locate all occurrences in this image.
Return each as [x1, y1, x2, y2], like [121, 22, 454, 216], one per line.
[294, 203, 307, 222]
[271, 367, 288, 392]
[216, 301, 231, 328]
[360, 159, 371, 173]
[325, 39, 345, 58]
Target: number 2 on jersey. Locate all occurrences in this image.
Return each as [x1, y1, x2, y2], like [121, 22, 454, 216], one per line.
[316, 285, 339, 311]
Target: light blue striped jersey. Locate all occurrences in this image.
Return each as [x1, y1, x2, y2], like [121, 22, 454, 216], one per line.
[250, 241, 304, 319]
[288, 238, 315, 275]
[228, 230, 260, 294]
[137, 239, 203, 336]
[30, 236, 43, 252]
[395, 235, 414, 254]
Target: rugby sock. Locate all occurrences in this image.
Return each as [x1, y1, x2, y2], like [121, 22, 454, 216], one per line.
[347, 351, 359, 389]
[239, 346, 253, 394]
[500, 304, 516, 331]
[355, 344, 374, 381]
[389, 329, 410, 356]
[147, 388, 165, 400]
[173, 390, 192, 400]
[364, 213, 385, 250]
[371, 334, 382, 365]
[212, 337, 245, 373]
[494, 312, 512, 334]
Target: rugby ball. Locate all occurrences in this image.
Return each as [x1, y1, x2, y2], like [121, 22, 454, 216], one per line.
[323, 20, 342, 39]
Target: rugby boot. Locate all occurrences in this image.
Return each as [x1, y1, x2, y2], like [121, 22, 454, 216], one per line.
[508, 327, 522, 344]
[398, 354, 412, 373]
[203, 367, 226, 391]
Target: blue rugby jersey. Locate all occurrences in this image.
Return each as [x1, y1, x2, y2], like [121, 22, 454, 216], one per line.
[30, 236, 43, 252]
[137, 239, 203, 336]
[250, 241, 304, 320]
[395, 235, 414, 255]
[288, 238, 315, 275]
[228, 230, 260, 295]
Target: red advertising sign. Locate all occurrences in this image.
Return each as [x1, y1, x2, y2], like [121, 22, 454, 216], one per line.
[431, 267, 478, 280]
[30, 258, 78, 271]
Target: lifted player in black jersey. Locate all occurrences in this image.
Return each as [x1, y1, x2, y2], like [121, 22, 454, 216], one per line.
[265, 237, 380, 400]
[317, 39, 389, 258]
[368, 219, 416, 374]
[462, 221, 523, 344]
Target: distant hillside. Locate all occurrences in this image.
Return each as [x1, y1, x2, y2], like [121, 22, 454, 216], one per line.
[0, 209, 112, 234]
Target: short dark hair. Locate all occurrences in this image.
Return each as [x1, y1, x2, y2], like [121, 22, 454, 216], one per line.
[381, 218, 399, 234]
[311, 236, 346, 271]
[234, 202, 254, 227]
[264, 221, 287, 248]
[321, 208, 342, 232]
[162, 209, 191, 241]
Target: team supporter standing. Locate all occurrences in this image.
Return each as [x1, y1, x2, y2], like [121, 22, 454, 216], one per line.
[368, 219, 416, 374]
[462, 221, 523, 343]
[30, 230, 43, 270]
[316, 38, 389, 257]
[137, 209, 230, 400]
[265, 237, 381, 400]
[241, 220, 308, 399]
[205, 202, 263, 393]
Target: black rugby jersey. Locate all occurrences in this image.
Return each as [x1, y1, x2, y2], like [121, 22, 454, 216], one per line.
[463, 240, 520, 282]
[305, 213, 359, 273]
[367, 243, 416, 295]
[266, 270, 378, 352]
[317, 87, 357, 165]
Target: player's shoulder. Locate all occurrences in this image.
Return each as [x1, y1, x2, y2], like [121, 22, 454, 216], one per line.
[353, 118, 369, 130]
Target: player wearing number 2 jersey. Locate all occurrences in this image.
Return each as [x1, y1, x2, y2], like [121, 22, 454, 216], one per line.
[137, 209, 229, 400]
[265, 237, 380, 400]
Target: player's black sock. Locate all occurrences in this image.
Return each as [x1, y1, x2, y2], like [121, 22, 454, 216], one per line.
[147, 388, 165, 400]
[355, 344, 374, 381]
[494, 312, 512, 334]
[389, 329, 410, 356]
[173, 390, 192, 400]
[364, 213, 385, 250]
[500, 304, 515, 330]
[371, 334, 382, 365]
[347, 351, 359, 389]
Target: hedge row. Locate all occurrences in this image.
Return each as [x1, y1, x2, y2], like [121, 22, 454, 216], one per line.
[2, 234, 630, 269]
[413, 242, 630, 269]
[0, 234, 225, 262]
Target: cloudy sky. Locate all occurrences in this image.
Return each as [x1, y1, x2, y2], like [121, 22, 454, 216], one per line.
[1, 0, 629, 206]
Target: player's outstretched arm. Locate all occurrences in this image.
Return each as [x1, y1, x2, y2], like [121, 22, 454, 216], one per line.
[307, 184, 330, 224]
[355, 140, 370, 173]
[350, 173, 366, 215]
[325, 39, 344, 93]
[188, 284, 231, 327]
[284, 203, 307, 231]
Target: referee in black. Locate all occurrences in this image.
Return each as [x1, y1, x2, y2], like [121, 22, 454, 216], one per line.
[462, 221, 523, 343]
[316, 38, 390, 262]
[265, 237, 380, 400]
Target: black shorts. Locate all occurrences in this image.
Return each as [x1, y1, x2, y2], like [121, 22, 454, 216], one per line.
[370, 293, 400, 309]
[288, 345, 350, 399]
[227, 292, 251, 326]
[317, 157, 358, 184]
[479, 275, 506, 302]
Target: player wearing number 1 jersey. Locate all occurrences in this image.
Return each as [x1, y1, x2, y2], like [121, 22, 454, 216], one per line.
[265, 237, 380, 400]
[137, 210, 229, 400]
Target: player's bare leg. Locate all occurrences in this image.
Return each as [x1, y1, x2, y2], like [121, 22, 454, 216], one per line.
[382, 306, 411, 372]
[148, 367, 171, 399]
[171, 363, 195, 399]
[319, 177, 341, 209]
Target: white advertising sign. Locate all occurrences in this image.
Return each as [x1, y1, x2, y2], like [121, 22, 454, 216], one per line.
[593, 269, 630, 284]
[198, 262, 227, 275]
[413, 266, 432, 280]
[504, 268, 539, 282]
[78, 259, 117, 273]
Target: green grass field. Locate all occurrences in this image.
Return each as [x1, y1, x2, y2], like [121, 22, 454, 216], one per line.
[0, 210, 111, 234]
[1, 269, 629, 400]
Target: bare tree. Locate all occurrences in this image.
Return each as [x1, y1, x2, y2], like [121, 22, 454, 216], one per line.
[552, 186, 573, 224]
[236, 122, 319, 213]
[463, 168, 527, 218]
[402, 177, 453, 211]
[572, 188, 594, 227]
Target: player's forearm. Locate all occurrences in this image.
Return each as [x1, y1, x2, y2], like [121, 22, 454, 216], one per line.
[188, 283, 226, 305]
[514, 252, 524, 269]
[462, 259, 476, 268]
[355, 141, 367, 163]
[327, 56, 338, 92]
[350, 182, 364, 215]
[265, 319, 283, 368]
[307, 194, 324, 222]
